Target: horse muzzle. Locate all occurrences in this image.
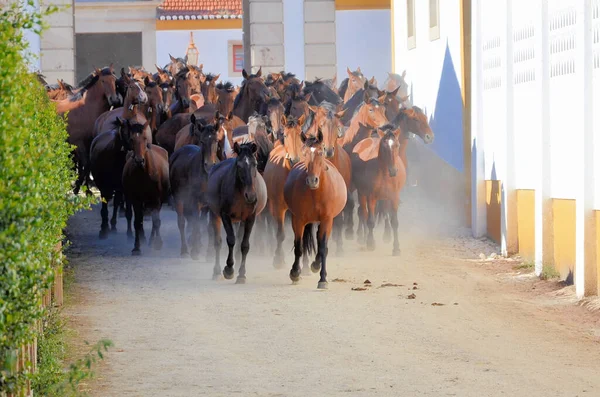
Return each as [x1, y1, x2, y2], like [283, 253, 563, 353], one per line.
[306, 176, 320, 190]
[325, 147, 335, 158]
[134, 157, 145, 166]
[423, 133, 434, 144]
[244, 191, 258, 205]
[181, 98, 190, 109]
[388, 167, 398, 177]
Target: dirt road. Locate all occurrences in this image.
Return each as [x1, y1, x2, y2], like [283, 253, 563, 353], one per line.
[65, 188, 600, 397]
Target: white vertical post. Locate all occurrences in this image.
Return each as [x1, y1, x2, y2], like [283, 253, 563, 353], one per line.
[534, 0, 551, 277]
[501, 0, 518, 256]
[471, 0, 487, 238]
[575, 0, 595, 298]
[23, 0, 41, 72]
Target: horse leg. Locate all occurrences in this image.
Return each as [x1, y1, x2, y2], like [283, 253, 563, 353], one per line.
[132, 203, 143, 256]
[333, 214, 344, 256]
[212, 213, 223, 280]
[221, 213, 236, 280]
[366, 197, 377, 251]
[176, 201, 189, 257]
[110, 191, 121, 232]
[73, 148, 86, 195]
[289, 217, 304, 284]
[199, 206, 208, 249]
[357, 194, 368, 245]
[125, 199, 134, 240]
[390, 199, 401, 256]
[273, 209, 286, 269]
[344, 191, 355, 240]
[119, 199, 126, 218]
[382, 200, 392, 243]
[314, 219, 332, 289]
[234, 221, 243, 265]
[150, 208, 163, 251]
[236, 215, 255, 284]
[99, 194, 110, 240]
[190, 208, 202, 260]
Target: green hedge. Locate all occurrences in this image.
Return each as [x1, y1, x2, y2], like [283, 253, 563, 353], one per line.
[0, 2, 93, 393]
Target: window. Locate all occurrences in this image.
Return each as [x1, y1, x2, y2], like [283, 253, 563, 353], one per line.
[407, 0, 416, 50]
[228, 40, 243, 77]
[429, 0, 440, 41]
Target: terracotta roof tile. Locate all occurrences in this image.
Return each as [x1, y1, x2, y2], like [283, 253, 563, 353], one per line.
[157, 0, 242, 19]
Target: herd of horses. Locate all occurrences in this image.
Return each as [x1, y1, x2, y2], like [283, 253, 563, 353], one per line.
[39, 56, 434, 289]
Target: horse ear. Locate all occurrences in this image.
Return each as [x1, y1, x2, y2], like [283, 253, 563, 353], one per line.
[297, 113, 306, 127]
[308, 104, 318, 114]
[401, 70, 407, 78]
[335, 108, 347, 119]
[169, 54, 177, 63]
[242, 69, 249, 79]
[304, 92, 312, 103]
[155, 64, 163, 73]
[94, 66, 101, 76]
[317, 129, 324, 143]
[144, 76, 151, 87]
[233, 141, 241, 154]
[300, 131, 307, 143]
[57, 79, 65, 90]
[213, 74, 221, 83]
[214, 110, 220, 122]
[109, 63, 114, 73]
[227, 111, 234, 121]
[199, 63, 204, 70]
[357, 66, 362, 73]
[129, 66, 135, 74]
[369, 76, 376, 85]
[363, 89, 370, 103]
[346, 67, 352, 77]
[378, 94, 386, 103]
[377, 128, 386, 138]
[250, 142, 258, 154]
[256, 67, 262, 78]
[120, 67, 127, 79]
[390, 86, 400, 97]
[281, 114, 287, 127]
[332, 74, 337, 87]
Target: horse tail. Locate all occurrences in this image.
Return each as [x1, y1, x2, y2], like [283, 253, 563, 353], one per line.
[301, 223, 316, 257]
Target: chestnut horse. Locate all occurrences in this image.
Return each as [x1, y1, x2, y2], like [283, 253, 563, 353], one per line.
[64, 65, 122, 195]
[169, 118, 220, 259]
[121, 120, 170, 255]
[206, 142, 267, 283]
[351, 124, 406, 255]
[201, 73, 220, 104]
[174, 111, 221, 152]
[170, 67, 199, 116]
[283, 131, 347, 289]
[339, 67, 367, 104]
[232, 68, 270, 123]
[216, 81, 237, 117]
[339, 80, 385, 127]
[262, 114, 306, 269]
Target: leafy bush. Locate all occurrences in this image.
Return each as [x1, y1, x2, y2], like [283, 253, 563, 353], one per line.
[0, 1, 95, 393]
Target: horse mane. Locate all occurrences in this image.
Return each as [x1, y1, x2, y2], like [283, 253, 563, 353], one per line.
[175, 66, 190, 79]
[145, 80, 158, 88]
[233, 80, 245, 109]
[284, 114, 302, 128]
[205, 73, 217, 82]
[303, 135, 322, 148]
[338, 78, 349, 99]
[69, 74, 100, 102]
[254, 130, 273, 173]
[216, 81, 235, 92]
[279, 71, 297, 82]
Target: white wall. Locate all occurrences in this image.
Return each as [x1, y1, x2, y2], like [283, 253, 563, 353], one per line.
[156, 29, 244, 86]
[284, 0, 305, 79]
[392, 0, 464, 172]
[336, 10, 391, 86]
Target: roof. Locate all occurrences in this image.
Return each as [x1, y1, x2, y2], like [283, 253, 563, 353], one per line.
[157, 0, 242, 20]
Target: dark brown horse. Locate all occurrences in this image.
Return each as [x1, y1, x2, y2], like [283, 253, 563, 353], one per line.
[232, 68, 270, 123]
[64, 65, 122, 195]
[201, 73, 220, 104]
[260, 97, 285, 141]
[303, 78, 342, 107]
[216, 81, 237, 117]
[140, 77, 173, 139]
[122, 120, 170, 255]
[174, 111, 220, 152]
[169, 118, 220, 259]
[206, 142, 267, 282]
[262, 114, 306, 269]
[282, 83, 312, 119]
[283, 131, 347, 288]
[170, 67, 200, 116]
[89, 117, 132, 239]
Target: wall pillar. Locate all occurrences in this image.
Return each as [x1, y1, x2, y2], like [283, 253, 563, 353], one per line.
[246, 0, 285, 74]
[534, 0, 553, 278]
[575, 0, 596, 297]
[40, 0, 75, 84]
[304, 0, 336, 80]
[470, 0, 487, 238]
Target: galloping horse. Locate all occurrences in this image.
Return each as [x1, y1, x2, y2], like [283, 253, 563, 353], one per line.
[174, 111, 220, 152]
[64, 65, 122, 195]
[206, 142, 267, 283]
[169, 118, 220, 259]
[283, 131, 347, 289]
[262, 114, 306, 269]
[121, 120, 170, 255]
[232, 68, 270, 123]
[350, 124, 405, 256]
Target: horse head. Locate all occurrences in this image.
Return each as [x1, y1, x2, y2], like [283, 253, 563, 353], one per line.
[233, 142, 259, 204]
[300, 128, 326, 190]
[376, 124, 402, 177]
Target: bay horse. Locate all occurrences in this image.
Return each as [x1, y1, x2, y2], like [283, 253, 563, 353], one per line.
[89, 116, 134, 239]
[350, 124, 405, 256]
[216, 81, 237, 117]
[260, 97, 285, 141]
[169, 118, 220, 259]
[283, 130, 347, 289]
[304, 102, 349, 255]
[232, 68, 270, 123]
[340, 80, 385, 127]
[206, 142, 267, 283]
[140, 77, 173, 138]
[263, 113, 306, 269]
[153, 64, 173, 84]
[174, 111, 220, 152]
[64, 65, 122, 195]
[121, 120, 170, 255]
[383, 70, 411, 108]
[339, 67, 367, 104]
[47, 79, 75, 100]
[93, 68, 150, 141]
[282, 83, 312, 119]
[201, 73, 220, 104]
[170, 67, 199, 116]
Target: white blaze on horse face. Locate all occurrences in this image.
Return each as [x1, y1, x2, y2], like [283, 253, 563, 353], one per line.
[387, 139, 394, 148]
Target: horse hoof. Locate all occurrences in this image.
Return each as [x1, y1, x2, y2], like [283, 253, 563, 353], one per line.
[212, 273, 223, 281]
[392, 248, 401, 256]
[99, 229, 109, 240]
[289, 269, 301, 282]
[223, 266, 234, 280]
[235, 276, 246, 285]
[317, 281, 329, 290]
[110, 226, 117, 233]
[190, 249, 201, 260]
[311, 261, 321, 273]
[131, 249, 141, 256]
[345, 230, 354, 240]
[153, 239, 163, 251]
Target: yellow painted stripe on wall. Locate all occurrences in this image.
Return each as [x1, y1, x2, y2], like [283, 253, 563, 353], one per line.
[156, 19, 242, 31]
[552, 199, 576, 281]
[486, 180, 502, 244]
[596, 210, 600, 293]
[336, 0, 390, 10]
[516, 189, 535, 260]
